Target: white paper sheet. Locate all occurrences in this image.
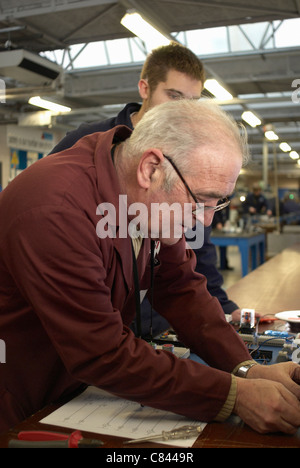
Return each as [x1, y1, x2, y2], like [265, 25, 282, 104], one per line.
[40, 386, 206, 447]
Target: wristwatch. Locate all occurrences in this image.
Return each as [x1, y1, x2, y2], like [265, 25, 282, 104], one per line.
[236, 363, 257, 378]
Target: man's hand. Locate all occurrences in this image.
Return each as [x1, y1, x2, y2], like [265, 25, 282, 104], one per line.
[234, 377, 300, 434]
[231, 309, 241, 323]
[247, 362, 300, 399]
[234, 362, 300, 434]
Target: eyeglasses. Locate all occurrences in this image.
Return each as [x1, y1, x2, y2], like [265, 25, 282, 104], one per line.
[163, 154, 230, 217]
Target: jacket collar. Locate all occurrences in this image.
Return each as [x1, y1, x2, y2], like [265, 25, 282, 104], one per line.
[93, 125, 146, 291]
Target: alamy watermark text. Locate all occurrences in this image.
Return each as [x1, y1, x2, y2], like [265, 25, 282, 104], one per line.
[96, 195, 204, 249]
[292, 79, 300, 103]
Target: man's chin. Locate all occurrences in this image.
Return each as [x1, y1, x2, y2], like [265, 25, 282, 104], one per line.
[159, 236, 182, 246]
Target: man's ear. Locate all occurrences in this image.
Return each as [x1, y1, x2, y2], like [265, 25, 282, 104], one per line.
[136, 149, 164, 189]
[138, 79, 150, 100]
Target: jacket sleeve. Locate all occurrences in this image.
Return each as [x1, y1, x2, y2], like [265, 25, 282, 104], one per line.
[152, 238, 251, 372]
[4, 206, 249, 424]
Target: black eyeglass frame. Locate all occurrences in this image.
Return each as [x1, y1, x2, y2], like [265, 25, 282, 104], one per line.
[163, 154, 230, 216]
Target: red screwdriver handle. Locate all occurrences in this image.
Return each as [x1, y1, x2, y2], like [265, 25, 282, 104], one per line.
[18, 430, 83, 446]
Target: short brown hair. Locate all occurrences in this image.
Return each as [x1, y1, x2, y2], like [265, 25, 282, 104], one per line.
[140, 42, 205, 92]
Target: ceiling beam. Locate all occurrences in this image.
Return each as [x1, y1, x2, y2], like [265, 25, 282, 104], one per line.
[0, 0, 118, 21]
[61, 3, 118, 43]
[160, 0, 300, 17]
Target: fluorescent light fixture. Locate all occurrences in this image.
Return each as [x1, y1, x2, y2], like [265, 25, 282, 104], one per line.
[28, 96, 71, 113]
[264, 130, 279, 141]
[290, 150, 299, 160]
[241, 111, 261, 127]
[121, 12, 170, 47]
[204, 79, 233, 100]
[279, 142, 292, 152]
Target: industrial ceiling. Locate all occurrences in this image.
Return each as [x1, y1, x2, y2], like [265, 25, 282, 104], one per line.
[0, 0, 300, 179]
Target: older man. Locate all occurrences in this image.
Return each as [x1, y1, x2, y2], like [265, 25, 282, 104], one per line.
[50, 42, 241, 326]
[0, 99, 299, 435]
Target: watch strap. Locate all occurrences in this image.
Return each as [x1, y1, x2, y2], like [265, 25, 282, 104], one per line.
[235, 362, 258, 378]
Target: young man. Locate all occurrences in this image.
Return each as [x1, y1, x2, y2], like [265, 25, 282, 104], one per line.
[0, 99, 299, 435]
[50, 43, 241, 330]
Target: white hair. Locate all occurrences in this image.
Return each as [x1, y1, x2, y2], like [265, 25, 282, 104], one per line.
[124, 99, 249, 188]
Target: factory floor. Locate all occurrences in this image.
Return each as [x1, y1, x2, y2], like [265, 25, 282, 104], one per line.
[216, 245, 243, 290]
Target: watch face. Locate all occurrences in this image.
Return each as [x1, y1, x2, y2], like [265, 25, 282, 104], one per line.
[237, 364, 256, 378]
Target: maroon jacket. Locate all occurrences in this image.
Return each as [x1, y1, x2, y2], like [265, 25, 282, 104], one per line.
[0, 126, 251, 433]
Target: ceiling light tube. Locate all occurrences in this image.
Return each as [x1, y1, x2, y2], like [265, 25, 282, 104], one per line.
[279, 142, 292, 152]
[121, 11, 170, 46]
[264, 130, 279, 141]
[241, 111, 261, 127]
[28, 96, 71, 113]
[290, 150, 299, 160]
[204, 79, 233, 100]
